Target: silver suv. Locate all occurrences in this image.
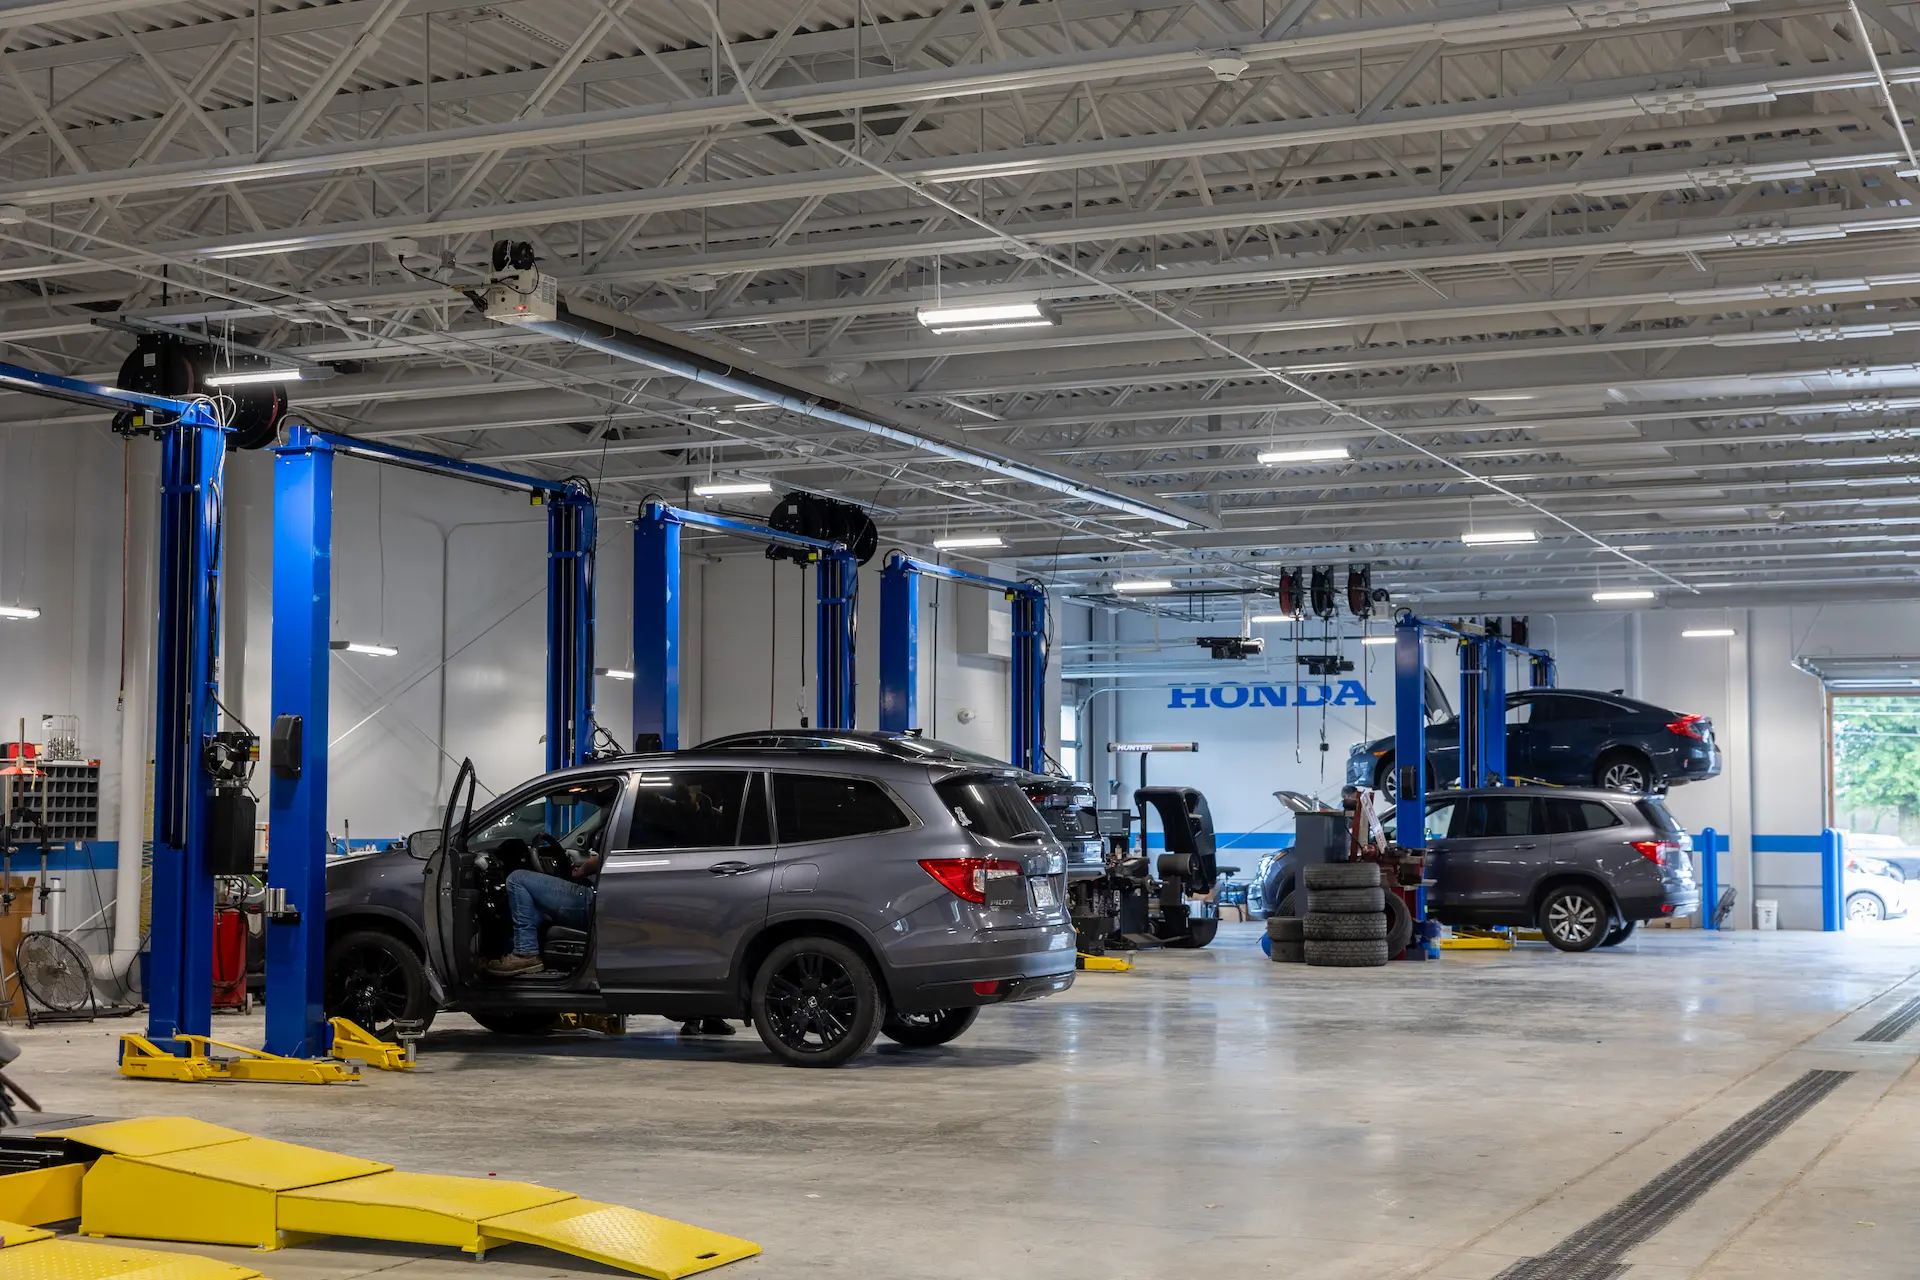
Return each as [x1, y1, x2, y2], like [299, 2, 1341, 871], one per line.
[326, 751, 1077, 1067]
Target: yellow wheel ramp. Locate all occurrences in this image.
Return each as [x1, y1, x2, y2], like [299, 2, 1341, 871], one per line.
[0, 1163, 86, 1227]
[38, 1117, 759, 1278]
[0, 1218, 262, 1280]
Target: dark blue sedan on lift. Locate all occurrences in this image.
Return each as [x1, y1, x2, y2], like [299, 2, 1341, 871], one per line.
[1349, 687, 1721, 798]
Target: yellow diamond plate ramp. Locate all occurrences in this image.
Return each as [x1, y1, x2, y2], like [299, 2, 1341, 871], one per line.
[43, 1120, 247, 1159]
[0, 1218, 262, 1280]
[481, 1199, 761, 1279]
[277, 1171, 572, 1252]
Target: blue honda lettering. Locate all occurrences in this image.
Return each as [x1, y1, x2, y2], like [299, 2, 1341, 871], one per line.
[1295, 684, 1332, 707]
[1251, 686, 1287, 708]
[1210, 685, 1250, 709]
[1168, 687, 1208, 709]
[1332, 680, 1375, 707]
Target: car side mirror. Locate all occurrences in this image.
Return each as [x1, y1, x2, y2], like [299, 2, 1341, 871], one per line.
[405, 828, 443, 861]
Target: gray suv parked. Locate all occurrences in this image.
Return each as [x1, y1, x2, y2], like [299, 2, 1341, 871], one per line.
[326, 751, 1076, 1066]
[1421, 787, 1700, 951]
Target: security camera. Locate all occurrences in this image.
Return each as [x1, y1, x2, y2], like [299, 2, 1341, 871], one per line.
[1206, 53, 1251, 83]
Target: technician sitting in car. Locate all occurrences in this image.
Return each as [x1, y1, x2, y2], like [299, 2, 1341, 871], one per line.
[485, 804, 609, 977]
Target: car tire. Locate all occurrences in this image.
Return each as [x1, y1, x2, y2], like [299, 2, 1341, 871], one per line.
[881, 1006, 979, 1048]
[1304, 863, 1381, 891]
[1275, 890, 1301, 918]
[1600, 920, 1638, 947]
[1304, 938, 1390, 967]
[324, 929, 436, 1037]
[1538, 883, 1610, 952]
[1266, 915, 1305, 942]
[1382, 890, 1414, 956]
[1308, 886, 1385, 914]
[1845, 891, 1886, 924]
[1161, 917, 1220, 949]
[1375, 753, 1397, 800]
[470, 1011, 562, 1035]
[1595, 750, 1653, 795]
[1304, 912, 1388, 941]
[1271, 939, 1306, 963]
[750, 936, 886, 1068]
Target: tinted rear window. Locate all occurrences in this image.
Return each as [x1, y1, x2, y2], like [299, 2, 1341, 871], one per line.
[1637, 797, 1685, 835]
[937, 778, 1050, 841]
[1026, 784, 1096, 838]
[772, 773, 911, 842]
[1545, 798, 1623, 834]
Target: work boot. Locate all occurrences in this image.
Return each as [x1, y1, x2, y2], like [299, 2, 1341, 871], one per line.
[678, 1018, 737, 1036]
[484, 953, 543, 977]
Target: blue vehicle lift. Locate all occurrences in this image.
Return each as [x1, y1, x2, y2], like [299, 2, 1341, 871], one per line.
[631, 501, 857, 751]
[0, 359, 228, 1051]
[876, 552, 1048, 772]
[267, 425, 597, 1057]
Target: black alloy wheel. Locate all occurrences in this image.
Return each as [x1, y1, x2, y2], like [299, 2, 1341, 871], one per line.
[324, 930, 434, 1035]
[1596, 752, 1652, 795]
[881, 1006, 980, 1048]
[751, 937, 884, 1068]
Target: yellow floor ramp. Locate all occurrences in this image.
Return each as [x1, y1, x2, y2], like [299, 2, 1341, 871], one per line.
[46, 1118, 758, 1279]
[0, 1216, 262, 1280]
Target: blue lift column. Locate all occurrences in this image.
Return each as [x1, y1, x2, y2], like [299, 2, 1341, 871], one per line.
[1010, 586, 1047, 773]
[1482, 636, 1509, 783]
[815, 553, 858, 731]
[877, 558, 918, 734]
[148, 409, 230, 1049]
[632, 505, 681, 751]
[547, 486, 597, 770]
[266, 426, 332, 1057]
[1457, 637, 1485, 789]
[1392, 614, 1428, 843]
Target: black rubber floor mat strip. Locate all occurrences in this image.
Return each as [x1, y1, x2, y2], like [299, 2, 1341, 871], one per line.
[1857, 995, 1920, 1043]
[1494, 1070, 1853, 1280]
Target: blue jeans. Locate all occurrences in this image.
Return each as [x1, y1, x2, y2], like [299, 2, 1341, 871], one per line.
[506, 869, 591, 957]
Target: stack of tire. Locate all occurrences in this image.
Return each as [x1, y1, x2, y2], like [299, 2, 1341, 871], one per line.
[1303, 863, 1390, 967]
[1265, 914, 1305, 963]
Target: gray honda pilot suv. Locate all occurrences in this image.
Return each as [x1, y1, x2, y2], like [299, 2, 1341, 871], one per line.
[325, 750, 1077, 1067]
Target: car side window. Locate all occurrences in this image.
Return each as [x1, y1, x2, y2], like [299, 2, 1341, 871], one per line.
[625, 771, 751, 849]
[1545, 799, 1623, 834]
[1424, 801, 1457, 841]
[1506, 697, 1534, 726]
[470, 779, 622, 860]
[1458, 796, 1535, 838]
[772, 773, 912, 843]
[1552, 696, 1615, 720]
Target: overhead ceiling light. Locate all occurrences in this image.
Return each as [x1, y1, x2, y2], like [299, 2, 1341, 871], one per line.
[204, 367, 304, 387]
[934, 534, 1005, 550]
[1592, 590, 1656, 602]
[596, 666, 636, 680]
[1257, 446, 1349, 465]
[1461, 529, 1538, 545]
[330, 640, 398, 656]
[916, 301, 1059, 335]
[692, 479, 774, 497]
[1248, 614, 1294, 624]
[1470, 393, 1536, 402]
[1682, 628, 1736, 638]
[1112, 580, 1174, 593]
[1361, 635, 1396, 646]
[0, 605, 40, 620]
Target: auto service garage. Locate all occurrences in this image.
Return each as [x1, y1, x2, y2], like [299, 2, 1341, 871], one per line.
[0, 0, 1916, 1274]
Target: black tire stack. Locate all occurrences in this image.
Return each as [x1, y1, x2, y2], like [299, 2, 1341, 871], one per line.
[1303, 864, 1390, 967]
[1265, 914, 1304, 963]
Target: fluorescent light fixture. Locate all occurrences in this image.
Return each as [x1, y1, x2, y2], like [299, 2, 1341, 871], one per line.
[1257, 446, 1349, 465]
[204, 367, 304, 387]
[1112, 580, 1174, 593]
[0, 605, 40, 620]
[1470, 393, 1535, 402]
[934, 534, 1005, 550]
[692, 480, 774, 497]
[1361, 635, 1396, 646]
[596, 666, 636, 680]
[1248, 614, 1294, 624]
[1591, 590, 1656, 602]
[1462, 529, 1539, 545]
[330, 640, 398, 656]
[916, 301, 1058, 335]
[1682, 628, 1736, 638]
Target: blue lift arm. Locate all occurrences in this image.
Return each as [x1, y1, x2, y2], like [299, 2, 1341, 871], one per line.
[0, 358, 225, 1051]
[632, 501, 857, 750]
[878, 553, 1049, 773]
[267, 427, 597, 1057]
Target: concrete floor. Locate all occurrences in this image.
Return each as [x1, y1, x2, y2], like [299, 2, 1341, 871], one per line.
[5, 923, 1918, 1279]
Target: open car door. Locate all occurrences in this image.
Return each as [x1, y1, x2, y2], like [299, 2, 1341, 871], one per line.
[422, 759, 478, 993]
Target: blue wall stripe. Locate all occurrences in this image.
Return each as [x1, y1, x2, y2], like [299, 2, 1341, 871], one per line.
[1753, 834, 1825, 853]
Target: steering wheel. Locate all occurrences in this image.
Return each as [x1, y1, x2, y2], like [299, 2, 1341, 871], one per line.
[530, 832, 571, 879]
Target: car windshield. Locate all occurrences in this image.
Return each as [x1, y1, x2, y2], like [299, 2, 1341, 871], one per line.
[937, 776, 1050, 841]
[1026, 783, 1096, 839]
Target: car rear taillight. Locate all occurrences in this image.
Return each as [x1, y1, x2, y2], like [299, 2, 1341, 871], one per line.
[919, 857, 1023, 904]
[1667, 714, 1707, 740]
[1632, 840, 1682, 866]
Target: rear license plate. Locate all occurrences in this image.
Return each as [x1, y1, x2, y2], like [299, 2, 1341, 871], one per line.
[1030, 877, 1058, 911]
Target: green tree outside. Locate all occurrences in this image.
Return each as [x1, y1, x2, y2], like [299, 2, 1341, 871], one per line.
[1832, 696, 1920, 841]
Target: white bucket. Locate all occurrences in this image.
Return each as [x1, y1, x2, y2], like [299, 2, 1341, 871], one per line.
[1756, 899, 1780, 931]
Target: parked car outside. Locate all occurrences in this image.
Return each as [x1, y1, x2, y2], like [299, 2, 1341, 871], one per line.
[1349, 687, 1722, 798]
[1845, 854, 1911, 923]
[326, 750, 1076, 1066]
[1419, 786, 1700, 951]
[1838, 832, 1919, 881]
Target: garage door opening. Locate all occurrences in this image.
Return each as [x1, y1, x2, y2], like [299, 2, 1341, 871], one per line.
[1829, 694, 1920, 930]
